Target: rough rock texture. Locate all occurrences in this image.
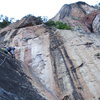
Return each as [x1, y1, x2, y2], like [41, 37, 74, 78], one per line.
[52, 1, 96, 21]
[0, 22, 100, 100]
[55, 30, 100, 100]
[0, 4, 100, 100]
[0, 49, 46, 100]
[81, 10, 100, 32]
[92, 14, 100, 32]
[52, 2, 100, 33]
[0, 25, 60, 100]
[0, 15, 42, 34]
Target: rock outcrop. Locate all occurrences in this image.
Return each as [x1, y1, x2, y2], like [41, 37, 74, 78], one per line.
[0, 17, 100, 100]
[92, 14, 100, 32]
[0, 3, 100, 100]
[0, 15, 42, 34]
[52, 1, 96, 20]
[81, 10, 100, 32]
[0, 49, 46, 100]
[52, 1, 100, 33]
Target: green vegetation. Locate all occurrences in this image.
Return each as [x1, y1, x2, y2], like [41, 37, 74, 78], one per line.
[0, 15, 14, 28]
[55, 21, 71, 30]
[45, 20, 71, 30]
[0, 20, 11, 28]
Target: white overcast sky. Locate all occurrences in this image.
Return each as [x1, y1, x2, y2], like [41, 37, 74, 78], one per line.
[0, 0, 99, 20]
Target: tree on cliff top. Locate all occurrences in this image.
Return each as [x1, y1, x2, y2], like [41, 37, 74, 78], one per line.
[0, 15, 14, 28]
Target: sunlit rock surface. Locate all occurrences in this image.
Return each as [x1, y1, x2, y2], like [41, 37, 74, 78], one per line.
[52, 1, 100, 33]
[52, 1, 96, 21]
[0, 22, 100, 100]
[0, 3, 100, 99]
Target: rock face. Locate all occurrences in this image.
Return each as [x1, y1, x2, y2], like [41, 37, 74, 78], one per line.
[0, 49, 46, 100]
[0, 16, 100, 100]
[52, 1, 100, 33]
[0, 15, 42, 34]
[52, 1, 95, 20]
[81, 10, 100, 32]
[0, 3, 100, 100]
[92, 14, 100, 32]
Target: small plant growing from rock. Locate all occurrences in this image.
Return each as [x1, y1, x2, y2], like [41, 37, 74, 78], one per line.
[55, 21, 71, 30]
[45, 20, 71, 30]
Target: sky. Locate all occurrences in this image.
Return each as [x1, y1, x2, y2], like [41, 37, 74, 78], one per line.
[0, 0, 99, 20]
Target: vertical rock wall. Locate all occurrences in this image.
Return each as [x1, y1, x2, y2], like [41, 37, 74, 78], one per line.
[0, 25, 100, 100]
[54, 30, 100, 100]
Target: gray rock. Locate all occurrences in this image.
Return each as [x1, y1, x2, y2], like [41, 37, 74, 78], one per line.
[92, 14, 100, 33]
[0, 50, 46, 100]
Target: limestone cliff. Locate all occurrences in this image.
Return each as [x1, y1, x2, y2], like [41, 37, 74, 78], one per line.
[52, 1, 96, 20]
[0, 2, 100, 100]
[0, 19, 100, 100]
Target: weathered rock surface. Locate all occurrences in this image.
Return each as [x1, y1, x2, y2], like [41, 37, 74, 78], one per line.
[0, 22, 100, 100]
[52, 2, 100, 33]
[81, 10, 100, 32]
[92, 14, 100, 33]
[0, 49, 46, 100]
[0, 3, 100, 100]
[0, 25, 60, 100]
[55, 30, 100, 100]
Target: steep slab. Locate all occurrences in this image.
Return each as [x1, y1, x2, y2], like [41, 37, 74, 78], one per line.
[0, 22, 100, 100]
[2, 25, 59, 100]
[53, 30, 100, 100]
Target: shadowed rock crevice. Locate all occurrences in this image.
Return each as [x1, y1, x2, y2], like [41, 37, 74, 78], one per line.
[10, 29, 19, 39]
[59, 5, 72, 19]
[0, 50, 46, 100]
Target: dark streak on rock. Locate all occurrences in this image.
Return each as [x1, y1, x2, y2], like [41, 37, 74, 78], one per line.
[0, 50, 46, 100]
[49, 31, 84, 100]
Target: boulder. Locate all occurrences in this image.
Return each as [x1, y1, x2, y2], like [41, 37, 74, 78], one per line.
[52, 1, 97, 32]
